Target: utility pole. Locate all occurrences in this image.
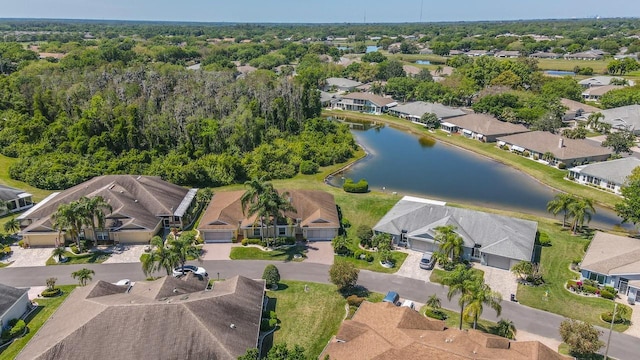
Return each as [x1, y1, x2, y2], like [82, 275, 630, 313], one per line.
[604, 302, 617, 360]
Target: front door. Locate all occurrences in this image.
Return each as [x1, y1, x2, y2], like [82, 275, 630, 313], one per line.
[619, 278, 629, 295]
[471, 247, 481, 260]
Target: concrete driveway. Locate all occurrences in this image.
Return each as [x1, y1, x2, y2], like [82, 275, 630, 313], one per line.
[3, 246, 52, 267]
[473, 263, 518, 300]
[201, 243, 235, 260]
[395, 249, 431, 282]
[304, 241, 334, 265]
[102, 245, 148, 264]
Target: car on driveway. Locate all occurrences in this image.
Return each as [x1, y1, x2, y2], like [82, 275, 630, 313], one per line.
[172, 265, 208, 278]
[419, 252, 435, 270]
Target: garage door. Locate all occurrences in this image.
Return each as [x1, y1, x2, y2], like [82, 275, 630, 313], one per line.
[306, 229, 336, 241]
[408, 238, 437, 253]
[203, 231, 233, 243]
[486, 254, 511, 270]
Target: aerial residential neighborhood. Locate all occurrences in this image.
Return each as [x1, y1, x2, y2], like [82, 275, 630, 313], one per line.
[2, 3, 640, 360]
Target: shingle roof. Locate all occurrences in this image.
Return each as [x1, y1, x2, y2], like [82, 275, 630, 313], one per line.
[560, 98, 600, 114]
[446, 113, 529, 136]
[373, 197, 537, 262]
[19, 175, 194, 233]
[0, 184, 31, 202]
[198, 189, 339, 231]
[342, 92, 397, 107]
[595, 104, 640, 131]
[582, 85, 623, 96]
[0, 283, 28, 317]
[578, 76, 618, 86]
[569, 157, 640, 185]
[581, 231, 640, 276]
[391, 101, 466, 119]
[326, 77, 363, 88]
[16, 275, 265, 360]
[320, 301, 568, 360]
[496, 131, 612, 161]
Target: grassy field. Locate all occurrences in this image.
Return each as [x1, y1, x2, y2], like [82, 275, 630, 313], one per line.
[0, 154, 54, 202]
[323, 110, 622, 210]
[265, 281, 346, 358]
[229, 245, 306, 261]
[516, 222, 630, 332]
[429, 267, 485, 285]
[536, 58, 609, 74]
[45, 250, 111, 265]
[0, 285, 75, 360]
[335, 251, 408, 274]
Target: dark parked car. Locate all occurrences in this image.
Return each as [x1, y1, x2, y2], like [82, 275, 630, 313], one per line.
[382, 291, 400, 305]
[419, 252, 435, 270]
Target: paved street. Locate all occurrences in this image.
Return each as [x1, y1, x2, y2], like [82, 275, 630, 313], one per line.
[1, 260, 638, 360]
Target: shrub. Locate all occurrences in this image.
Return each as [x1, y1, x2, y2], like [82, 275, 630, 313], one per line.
[354, 250, 364, 260]
[557, 162, 566, 169]
[356, 225, 373, 247]
[537, 232, 551, 246]
[329, 261, 359, 291]
[262, 264, 281, 288]
[260, 319, 272, 331]
[601, 311, 625, 324]
[241, 239, 248, 246]
[522, 150, 530, 157]
[572, 258, 582, 265]
[70, 245, 79, 254]
[269, 311, 277, 320]
[533, 154, 539, 160]
[582, 285, 598, 294]
[3, 246, 11, 254]
[341, 218, 351, 229]
[196, 236, 204, 244]
[8, 319, 25, 338]
[346, 295, 365, 307]
[343, 178, 369, 193]
[604, 286, 617, 295]
[269, 318, 278, 328]
[299, 160, 319, 174]
[425, 309, 448, 320]
[18, 240, 25, 248]
[501, 145, 509, 150]
[41, 288, 61, 297]
[364, 253, 374, 262]
[600, 290, 615, 300]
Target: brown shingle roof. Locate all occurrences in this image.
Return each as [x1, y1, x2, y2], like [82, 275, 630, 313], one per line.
[582, 85, 623, 97]
[447, 113, 530, 136]
[20, 175, 192, 233]
[581, 231, 640, 275]
[16, 275, 265, 360]
[321, 301, 569, 360]
[497, 131, 612, 161]
[342, 92, 397, 107]
[560, 98, 601, 114]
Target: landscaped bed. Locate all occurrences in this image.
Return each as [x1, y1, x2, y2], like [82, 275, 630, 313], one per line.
[45, 250, 111, 265]
[334, 251, 408, 274]
[429, 267, 485, 284]
[230, 245, 307, 261]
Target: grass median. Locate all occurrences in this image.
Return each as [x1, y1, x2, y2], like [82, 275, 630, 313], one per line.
[230, 245, 307, 261]
[45, 250, 111, 265]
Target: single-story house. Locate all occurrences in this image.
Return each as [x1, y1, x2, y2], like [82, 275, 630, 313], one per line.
[323, 77, 363, 92]
[565, 51, 604, 61]
[320, 91, 341, 108]
[578, 76, 623, 88]
[496, 131, 612, 167]
[587, 104, 640, 134]
[15, 275, 265, 360]
[466, 49, 493, 57]
[373, 196, 538, 270]
[529, 52, 562, 59]
[0, 283, 30, 330]
[335, 93, 397, 115]
[388, 101, 466, 123]
[402, 64, 421, 77]
[560, 98, 601, 123]
[582, 85, 623, 102]
[581, 231, 640, 301]
[320, 301, 568, 360]
[0, 185, 34, 215]
[568, 157, 640, 195]
[198, 189, 340, 242]
[494, 50, 521, 58]
[17, 175, 198, 246]
[444, 113, 530, 142]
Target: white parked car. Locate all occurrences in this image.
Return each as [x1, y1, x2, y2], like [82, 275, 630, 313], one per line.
[172, 265, 208, 278]
[401, 300, 415, 310]
[113, 279, 131, 286]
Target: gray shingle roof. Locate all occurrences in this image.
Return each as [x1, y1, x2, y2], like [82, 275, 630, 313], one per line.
[373, 197, 537, 261]
[0, 184, 30, 202]
[569, 157, 640, 185]
[596, 104, 640, 131]
[16, 275, 265, 360]
[581, 231, 640, 276]
[578, 76, 618, 86]
[325, 77, 362, 88]
[390, 101, 466, 120]
[0, 283, 28, 317]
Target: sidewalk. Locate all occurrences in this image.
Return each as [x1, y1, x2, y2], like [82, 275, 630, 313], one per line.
[616, 297, 640, 337]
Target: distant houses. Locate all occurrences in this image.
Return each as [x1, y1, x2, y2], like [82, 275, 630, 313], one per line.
[323, 77, 363, 92]
[0, 185, 34, 216]
[387, 101, 465, 122]
[335, 93, 397, 115]
[588, 104, 640, 134]
[0, 283, 30, 330]
[582, 85, 623, 102]
[443, 113, 530, 142]
[568, 157, 640, 195]
[497, 131, 612, 167]
[564, 50, 605, 60]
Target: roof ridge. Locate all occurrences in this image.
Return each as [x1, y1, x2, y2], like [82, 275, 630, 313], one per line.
[182, 303, 235, 359]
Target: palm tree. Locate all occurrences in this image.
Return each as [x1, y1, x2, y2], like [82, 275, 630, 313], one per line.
[51, 246, 67, 263]
[0, 200, 7, 214]
[441, 264, 481, 330]
[546, 193, 576, 228]
[494, 318, 517, 339]
[462, 279, 502, 329]
[79, 196, 112, 246]
[142, 236, 175, 277]
[426, 294, 441, 309]
[434, 225, 464, 263]
[263, 189, 296, 246]
[169, 232, 201, 275]
[3, 217, 20, 234]
[52, 203, 80, 248]
[241, 177, 274, 242]
[586, 112, 604, 131]
[568, 197, 596, 234]
[71, 268, 95, 286]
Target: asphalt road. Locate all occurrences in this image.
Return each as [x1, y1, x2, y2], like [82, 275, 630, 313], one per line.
[1, 260, 638, 360]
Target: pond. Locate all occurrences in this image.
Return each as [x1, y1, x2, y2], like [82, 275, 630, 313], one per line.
[415, 60, 431, 65]
[366, 46, 380, 53]
[329, 123, 630, 231]
[544, 70, 575, 76]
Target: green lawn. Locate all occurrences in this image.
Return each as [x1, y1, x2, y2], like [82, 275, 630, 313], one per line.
[516, 222, 631, 332]
[0, 285, 76, 360]
[0, 154, 54, 202]
[334, 250, 408, 274]
[45, 250, 111, 265]
[429, 267, 485, 284]
[419, 305, 500, 333]
[322, 110, 622, 210]
[230, 245, 306, 261]
[265, 281, 346, 358]
[536, 58, 609, 74]
[558, 343, 608, 360]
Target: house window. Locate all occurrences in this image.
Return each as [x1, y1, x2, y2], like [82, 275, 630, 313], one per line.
[606, 182, 616, 190]
[278, 227, 286, 236]
[174, 216, 180, 222]
[253, 228, 261, 237]
[588, 272, 606, 284]
[96, 231, 109, 241]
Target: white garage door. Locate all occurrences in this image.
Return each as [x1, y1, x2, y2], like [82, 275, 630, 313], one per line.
[306, 229, 336, 241]
[486, 254, 511, 270]
[408, 238, 437, 253]
[203, 231, 233, 243]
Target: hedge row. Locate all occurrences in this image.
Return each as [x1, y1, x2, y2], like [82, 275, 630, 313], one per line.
[343, 178, 369, 193]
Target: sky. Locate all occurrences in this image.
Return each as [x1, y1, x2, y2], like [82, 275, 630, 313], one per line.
[1, 0, 639, 23]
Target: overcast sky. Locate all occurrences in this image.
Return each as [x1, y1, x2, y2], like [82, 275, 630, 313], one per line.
[2, 0, 639, 23]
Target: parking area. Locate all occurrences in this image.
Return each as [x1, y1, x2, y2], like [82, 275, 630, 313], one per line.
[102, 245, 148, 264]
[395, 249, 432, 282]
[201, 243, 235, 260]
[3, 246, 52, 267]
[304, 241, 334, 265]
[473, 263, 518, 300]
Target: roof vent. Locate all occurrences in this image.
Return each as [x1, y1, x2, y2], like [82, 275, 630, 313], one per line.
[136, 176, 141, 180]
[134, 199, 138, 203]
[230, 324, 236, 329]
